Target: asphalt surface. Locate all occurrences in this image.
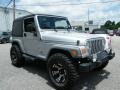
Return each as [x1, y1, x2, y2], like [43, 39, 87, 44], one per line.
[0, 36, 120, 90]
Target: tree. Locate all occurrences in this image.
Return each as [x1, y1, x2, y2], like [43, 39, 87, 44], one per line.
[104, 20, 112, 29]
[111, 21, 116, 29]
[102, 20, 118, 30]
[116, 22, 120, 29]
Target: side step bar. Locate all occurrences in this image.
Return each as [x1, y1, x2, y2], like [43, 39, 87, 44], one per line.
[22, 54, 36, 61]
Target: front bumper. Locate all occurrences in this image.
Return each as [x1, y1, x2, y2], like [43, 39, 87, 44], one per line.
[79, 50, 115, 72]
[108, 49, 115, 60]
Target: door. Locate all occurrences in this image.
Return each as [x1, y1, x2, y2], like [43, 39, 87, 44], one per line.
[23, 17, 41, 56]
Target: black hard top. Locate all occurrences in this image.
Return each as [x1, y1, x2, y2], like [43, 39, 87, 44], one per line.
[14, 14, 67, 22]
[12, 14, 67, 37]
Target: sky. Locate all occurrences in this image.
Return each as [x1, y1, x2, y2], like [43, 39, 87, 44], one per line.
[0, 0, 120, 24]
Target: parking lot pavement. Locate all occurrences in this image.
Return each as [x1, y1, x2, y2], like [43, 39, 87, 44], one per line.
[0, 36, 120, 90]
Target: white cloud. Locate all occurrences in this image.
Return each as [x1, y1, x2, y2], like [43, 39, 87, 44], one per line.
[16, 0, 120, 24]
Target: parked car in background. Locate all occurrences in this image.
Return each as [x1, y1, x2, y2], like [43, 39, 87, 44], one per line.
[0, 31, 11, 44]
[108, 30, 114, 36]
[91, 29, 109, 34]
[116, 29, 120, 36]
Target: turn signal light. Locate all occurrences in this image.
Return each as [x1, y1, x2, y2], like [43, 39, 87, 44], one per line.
[71, 50, 78, 57]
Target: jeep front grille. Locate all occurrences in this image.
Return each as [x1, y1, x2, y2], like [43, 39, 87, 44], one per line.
[87, 38, 105, 54]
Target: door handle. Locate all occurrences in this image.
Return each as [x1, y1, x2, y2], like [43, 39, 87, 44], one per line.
[24, 33, 27, 37]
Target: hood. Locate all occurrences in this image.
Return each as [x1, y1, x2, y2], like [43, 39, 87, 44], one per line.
[93, 34, 110, 42]
[41, 31, 104, 45]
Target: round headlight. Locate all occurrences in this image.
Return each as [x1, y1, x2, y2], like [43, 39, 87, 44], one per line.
[71, 49, 78, 57]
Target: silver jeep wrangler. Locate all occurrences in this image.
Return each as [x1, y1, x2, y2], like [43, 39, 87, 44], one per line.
[10, 14, 115, 90]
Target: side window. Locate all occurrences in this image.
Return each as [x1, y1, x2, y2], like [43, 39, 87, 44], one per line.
[24, 18, 36, 33]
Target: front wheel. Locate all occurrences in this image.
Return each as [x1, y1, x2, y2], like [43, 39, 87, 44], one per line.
[47, 53, 79, 90]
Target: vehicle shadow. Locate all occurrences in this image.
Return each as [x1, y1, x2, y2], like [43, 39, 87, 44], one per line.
[22, 60, 110, 90]
[72, 70, 110, 90]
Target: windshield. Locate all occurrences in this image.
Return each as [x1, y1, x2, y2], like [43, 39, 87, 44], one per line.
[38, 16, 71, 30]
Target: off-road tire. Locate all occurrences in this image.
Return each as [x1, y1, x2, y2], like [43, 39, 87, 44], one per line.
[47, 53, 79, 90]
[10, 45, 25, 67]
[93, 61, 109, 71]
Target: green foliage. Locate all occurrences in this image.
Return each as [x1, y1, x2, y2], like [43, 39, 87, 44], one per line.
[101, 20, 120, 30]
[116, 22, 120, 29]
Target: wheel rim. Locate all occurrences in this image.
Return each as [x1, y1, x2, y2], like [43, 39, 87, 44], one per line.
[50, 63, 67, 84]
[11, 49, 17, 64]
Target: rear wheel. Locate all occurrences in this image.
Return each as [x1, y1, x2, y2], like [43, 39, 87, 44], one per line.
[47, 53, 79, 90]
[10, 45, 25, 67]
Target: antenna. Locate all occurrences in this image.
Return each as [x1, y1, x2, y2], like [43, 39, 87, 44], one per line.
[13, 0, 15, 20]
[88, 9, 89, 25]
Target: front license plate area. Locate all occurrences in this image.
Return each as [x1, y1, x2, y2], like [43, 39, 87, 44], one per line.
[93, 54, 97, 62]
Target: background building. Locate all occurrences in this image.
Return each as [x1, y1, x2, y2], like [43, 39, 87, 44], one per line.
[0, 7, 31, 32]
[70, 20, 100, 33]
